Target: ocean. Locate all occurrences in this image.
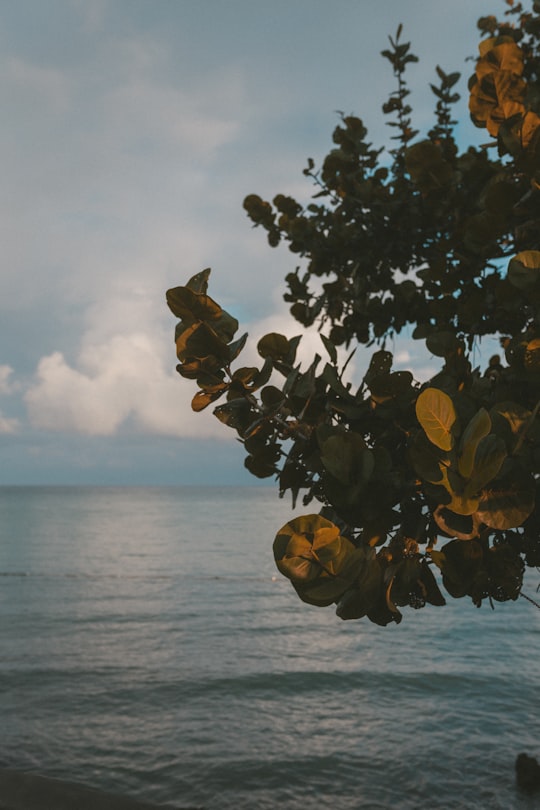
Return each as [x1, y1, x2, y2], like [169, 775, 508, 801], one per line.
[0, 485, 538, 810]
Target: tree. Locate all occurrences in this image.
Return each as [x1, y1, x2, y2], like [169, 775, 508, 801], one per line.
[166, 1, 540, 626]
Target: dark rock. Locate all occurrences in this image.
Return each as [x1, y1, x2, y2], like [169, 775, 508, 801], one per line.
[516, 753, 540, 791]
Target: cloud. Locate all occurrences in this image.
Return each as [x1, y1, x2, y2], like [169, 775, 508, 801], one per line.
[24, 331, 230, 439]
[0, 365, 19, 395]
[0, 0, 504, 483]
[0, 414, 19, 434]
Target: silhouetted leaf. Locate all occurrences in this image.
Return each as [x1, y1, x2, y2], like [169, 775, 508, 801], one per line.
[319, 430, 374, 486]
[257, 333, 290, 361]
[320, 333, 338, 364]
[433, 505, 481, 540]
[458, 408, 492, 478]
[426, 331, 461, 358]
[464, 433, 507, 496]
[507, 251, 540, 291]
[185, 267, 211, 294]
[476, 470, 535, 529]
[191, 387, 227, 412]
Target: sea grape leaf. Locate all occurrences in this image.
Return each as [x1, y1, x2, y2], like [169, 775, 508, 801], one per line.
[319, 430, 375, 486]
[166, 286, 223, 324]
[409, 431, 445, 484]
[185, 267, 211, 294]
[273, 514, 363, 606]
[261, 385, 285, 408]
[360, 511, 399, 547]
[257, 333, 290, 361]
[416, 387, 457, 451]
[439, 467, 479, 515]
[476, 471, 535, 529]
[420, 562, 446, 606]
[463, 433, 507, 496]
[458, 408, 492, 479]
[447, 491, 480, 516]
[507, 250, 540, 291]
[191, 385, 228, 412]
[335, 547, 382, 619]
[492, 401, 532, 435]
[368, 371, 414, 399]
[524, 338, 540, 370]
[490, 401, 533, 452]
[321, 363, 354, 400]
[228, 332, 249, 362]
[213, 398, 253, 431]
[364, 350, 392, 386]
[426, 331, 461, 358]
[387, 557, 445, 609]
[487, 544, 524, 601]
[211, 309, 240, 343]
[176, 322, 229, 363]
[320, 333, 338, 364]
[433, 505, 481, 540]
[435, 539, 484, 598]
[231, 366, 260, 389]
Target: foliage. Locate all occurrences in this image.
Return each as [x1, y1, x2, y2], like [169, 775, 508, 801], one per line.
[167, 1, 540, 625]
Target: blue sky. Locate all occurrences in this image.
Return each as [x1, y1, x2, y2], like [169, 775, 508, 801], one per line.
[0, 0, 500, 484]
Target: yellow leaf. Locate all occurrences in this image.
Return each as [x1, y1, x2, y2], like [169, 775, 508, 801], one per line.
[415, 388, 457, 451]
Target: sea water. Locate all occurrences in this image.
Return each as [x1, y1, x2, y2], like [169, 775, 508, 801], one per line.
[0, 485, 538, 810]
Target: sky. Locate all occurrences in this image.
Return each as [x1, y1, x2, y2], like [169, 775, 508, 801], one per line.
[0, 0, 502, 485]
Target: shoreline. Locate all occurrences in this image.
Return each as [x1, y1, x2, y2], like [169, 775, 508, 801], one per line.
[0, 769, 201, 810]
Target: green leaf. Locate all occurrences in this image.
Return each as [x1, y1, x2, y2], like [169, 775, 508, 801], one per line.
[415, 387, 457, 451]
[319, 430, 375, 486]
[463, 433, 507, 496]
[259, 385, 283, 409]
[244, 445, 280, 479]
[228, 332, 248, 362]
[273, 514, 363, 606]
[320, 333, 338, 364]
[491, 401, 532, 435]
[476, 471, 535, 529]
[213, 398, 253, 431]
[257, 333, 290, 361]
[507, 251, 540, 291]
[368, 370, 414, 400]
[458, 408, 492, 478]
[433, 505, 481, 540]
[408, 431, 445, 484]
[191, 387, 227, 412]
[335, 547, 382, 620]
[211, 309, 239, 343]
[524, 338, 540, 371]
[166, 286, 222, 324]
[436, 539, 484, 597]
[185, 267, 211, 294]
[176, 322, 229, 363]
[426, 331, 460, 358]
[321, 363, 354, 399]
[420, 561, 446, 606]
[364, 350, 392, 386]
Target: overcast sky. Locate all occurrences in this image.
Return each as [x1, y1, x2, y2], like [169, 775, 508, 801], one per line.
[0, 0, 500, 485]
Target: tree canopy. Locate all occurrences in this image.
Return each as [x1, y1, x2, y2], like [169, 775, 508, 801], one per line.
[167, 1, 540, 626]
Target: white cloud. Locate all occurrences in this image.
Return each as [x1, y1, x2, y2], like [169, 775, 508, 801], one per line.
[0, 365, 18, 395]
[0, 57, 71, 111]
[0, 0, 505, 481]
[0, 413, 19, 434]
[24, 327, 232, 439]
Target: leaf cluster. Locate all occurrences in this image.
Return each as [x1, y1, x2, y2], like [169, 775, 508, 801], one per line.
[167, 2, 540, 626]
